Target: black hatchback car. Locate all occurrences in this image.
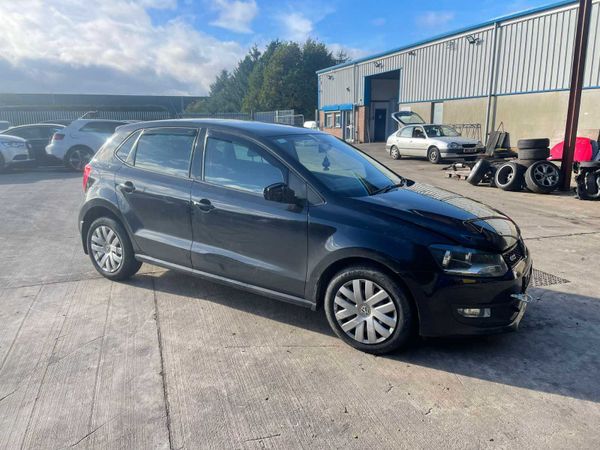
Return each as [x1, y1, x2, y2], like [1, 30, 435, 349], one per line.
[79, 120, 533, 354]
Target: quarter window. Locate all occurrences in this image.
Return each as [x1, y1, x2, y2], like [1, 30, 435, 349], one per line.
[133, 128, 196, 177]
[116, 130, 142, 162]
[204, 136, 286, 194]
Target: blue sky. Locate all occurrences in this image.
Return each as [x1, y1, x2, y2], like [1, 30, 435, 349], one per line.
[0, 0, 556, 95]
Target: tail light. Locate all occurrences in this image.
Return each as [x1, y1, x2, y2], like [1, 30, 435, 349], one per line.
[52, 133, 65, 141]
[83, 164, 92, 192]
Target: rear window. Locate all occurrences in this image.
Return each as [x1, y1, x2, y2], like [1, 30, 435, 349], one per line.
[80, 121, 125, 134]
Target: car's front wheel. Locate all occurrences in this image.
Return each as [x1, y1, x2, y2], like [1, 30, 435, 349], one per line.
[324, 266, 414, 354]
[427, 146, 441, 164]
[87, 217, 142, 281]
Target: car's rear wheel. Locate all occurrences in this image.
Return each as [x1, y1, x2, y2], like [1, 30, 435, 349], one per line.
[87, 217, 141, 281]
[324, 266, 414, 354]
[66, 146, 94, 171]
[390, 146, 401, 160]
[427, 146, 441, 164]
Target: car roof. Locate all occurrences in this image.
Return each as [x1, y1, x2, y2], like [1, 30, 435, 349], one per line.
[6, 123, 66, 129]
[116, 119, 320, 138]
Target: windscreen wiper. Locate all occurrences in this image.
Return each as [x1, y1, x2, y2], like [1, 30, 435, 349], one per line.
[370, 179, 406, 196]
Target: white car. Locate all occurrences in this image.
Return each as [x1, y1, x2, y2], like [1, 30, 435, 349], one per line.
[303, 120, 319, 130]
[0, 135, 35, 172]
[46, 119, 127, 170]
[386, 111, 485, 164]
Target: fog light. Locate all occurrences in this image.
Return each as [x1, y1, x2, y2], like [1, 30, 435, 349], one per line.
[457, 307, 491, 318]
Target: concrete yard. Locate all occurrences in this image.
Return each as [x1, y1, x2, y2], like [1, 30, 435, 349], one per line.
[1, 146, 599, 449]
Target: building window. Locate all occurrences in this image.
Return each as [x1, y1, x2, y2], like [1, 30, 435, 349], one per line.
[334, 112, 341, 128]
[325, 113, 334, 128]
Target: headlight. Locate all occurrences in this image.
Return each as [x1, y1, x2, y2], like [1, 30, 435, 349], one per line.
[448, 142, 460, 150]
[429, 244, 508, 277]
[0, 141, 25, 149]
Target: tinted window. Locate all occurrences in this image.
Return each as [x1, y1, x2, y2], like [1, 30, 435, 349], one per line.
[204, 136, 285, 194]
[133, 128, 196, 177]
[116, 130, 142, 162]
[399, 127, 412, 138]
[80, 121, 125, 134]
[4, 126, 58, 139]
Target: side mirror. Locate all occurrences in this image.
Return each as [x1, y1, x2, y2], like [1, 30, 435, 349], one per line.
[263, 182, 298, 204]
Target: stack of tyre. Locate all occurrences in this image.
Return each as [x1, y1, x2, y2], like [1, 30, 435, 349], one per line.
[495, 138, 561, 193]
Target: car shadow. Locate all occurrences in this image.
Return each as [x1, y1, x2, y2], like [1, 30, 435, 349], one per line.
[133, 269, 600, 403]
[0, 167, 80, 185]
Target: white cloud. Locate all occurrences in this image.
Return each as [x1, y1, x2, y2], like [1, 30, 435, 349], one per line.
[210, 0, 258, 34]
[416, 11, 455, 29]
[278, 12, 314, 42]
[327, 43, 367, 62]
[0, 0, 247, 95]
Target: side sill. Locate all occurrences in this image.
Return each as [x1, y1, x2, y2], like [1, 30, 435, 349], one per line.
[135, 254, 316, 310]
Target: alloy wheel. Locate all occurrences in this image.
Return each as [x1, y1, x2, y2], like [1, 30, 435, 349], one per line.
[333, 279, 398, 344]
[532, 163, 559, 187]
[68, 148, 92, 171]
[90, 225, 123, 273]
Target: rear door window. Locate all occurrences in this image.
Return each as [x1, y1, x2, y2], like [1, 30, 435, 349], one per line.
[133, 128, 197, 177]
[398, 127, 413, 138]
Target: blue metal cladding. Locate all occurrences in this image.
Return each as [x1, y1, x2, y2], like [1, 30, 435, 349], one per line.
[318, 0, 600, 108]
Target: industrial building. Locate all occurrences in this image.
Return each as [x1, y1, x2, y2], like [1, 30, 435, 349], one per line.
[317, 0, 600, 145]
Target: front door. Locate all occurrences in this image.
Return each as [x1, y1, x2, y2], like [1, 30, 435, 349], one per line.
[115, 127, 197, 266]
[190, 130, 308, 297]
[374, 108, 387, 142]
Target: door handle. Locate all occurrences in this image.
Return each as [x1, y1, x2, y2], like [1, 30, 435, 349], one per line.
[118, 181, 136, 193]
[193, 198, 214, 212]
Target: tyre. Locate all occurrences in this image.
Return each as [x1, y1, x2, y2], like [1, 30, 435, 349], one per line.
[427, 146, 441, 164]
[86, 217, 142, 281]
[0, 153, 5, 173]
[494, 162, 526, 191]
[65, 146, 94, 171]
[524, 160, 561, 194]
[517, 148, 550, 160]
[517, 138, 550, 149]
[390, 146, 401, 160]
[467, 159, 491, 186]
[324, 266, 414, 354]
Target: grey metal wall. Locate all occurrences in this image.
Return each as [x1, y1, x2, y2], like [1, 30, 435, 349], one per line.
[319, 0, 600, 108]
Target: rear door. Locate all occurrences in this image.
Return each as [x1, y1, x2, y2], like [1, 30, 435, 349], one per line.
[411, 126, 429, 156]
[189, 130, 308, 297]
[394, 126, 413, 154]
[115, 127, 198, 266]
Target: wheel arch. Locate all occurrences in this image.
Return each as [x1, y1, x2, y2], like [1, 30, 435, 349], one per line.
[310, 254, 419, 326]
[80, 200, 128, 254]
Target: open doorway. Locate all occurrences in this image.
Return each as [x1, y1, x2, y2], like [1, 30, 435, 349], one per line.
[365, 69, 401, 142]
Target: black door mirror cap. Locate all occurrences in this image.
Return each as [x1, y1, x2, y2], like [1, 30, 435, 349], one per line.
[263, 182, 298, 204]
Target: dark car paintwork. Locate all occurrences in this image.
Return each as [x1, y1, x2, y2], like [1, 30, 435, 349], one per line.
[79, 119, 532, 337]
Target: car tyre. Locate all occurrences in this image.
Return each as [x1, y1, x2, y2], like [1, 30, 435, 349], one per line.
[517, 148, 550, 161]
[517, 138, 550, 149]
[524, 160, 561, 194]
[390, 146, 401, 160]
[494, 162, 526, 191]
[467, 159, 491, 186]
[0, 153, 6, 173]
[427, 146, 441, 164]
[65, 145, 94, 171]
[324, 266, 414, 354]
[87, 217, 142, 281]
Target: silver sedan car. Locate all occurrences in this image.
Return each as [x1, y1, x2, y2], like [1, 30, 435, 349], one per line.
[386, 112, 485, 164]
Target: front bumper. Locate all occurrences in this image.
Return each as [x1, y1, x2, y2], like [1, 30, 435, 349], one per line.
[411, 251, 533, 337]
[440, 148, 485, 159]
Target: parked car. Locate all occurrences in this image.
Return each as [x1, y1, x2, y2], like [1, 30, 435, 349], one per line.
[303, 120, 319, 130]
[46, 119, 127, 170]
[79, 120, 533, 354]
[0, 135, 35, 171]
[1, 123, 66, 165]
[386, 111, 485, 164]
